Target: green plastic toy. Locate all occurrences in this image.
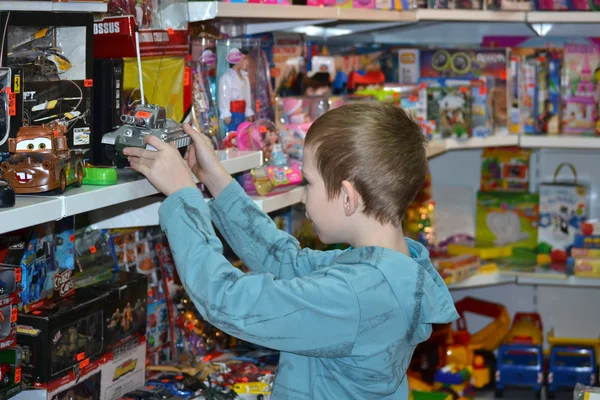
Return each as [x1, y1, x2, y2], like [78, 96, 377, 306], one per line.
[82, 167, 117, 186]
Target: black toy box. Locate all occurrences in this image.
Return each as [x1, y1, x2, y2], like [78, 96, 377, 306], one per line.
[0, 11, 94, 155]
[0, 347, 22, 400]
[17, 288, 107, 387]
[89, 271, 148, 351]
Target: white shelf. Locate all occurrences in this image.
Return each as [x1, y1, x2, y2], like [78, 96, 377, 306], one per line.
[338, 7, 415, 21]
[416, 9, 526, 22]
[527, 11, 600, 23]
[0, 196, 63, 235]
[89, 186, 305, 230]
[517, 274, 600, 288]
[426, 142, 447, 158]
[0, 1, 107, 12]
[519, 135, 600, 149]
[445, 135, 520, 150]
[251, 186, 304, 214]
[448, 273, 516, 290]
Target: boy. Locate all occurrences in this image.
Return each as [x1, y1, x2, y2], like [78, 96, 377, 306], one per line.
[124, 103, 458, 399]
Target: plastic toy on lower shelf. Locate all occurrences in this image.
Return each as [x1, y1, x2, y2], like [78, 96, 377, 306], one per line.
[547, 345, 597, 398]
[494, 343, 544, 398]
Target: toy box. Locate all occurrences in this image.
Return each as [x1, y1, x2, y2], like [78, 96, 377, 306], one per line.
[0, 266, 21, 304]
[146, 297, 170, 359]
[0, 68, 23, 155]
[476, 191, 539, 249]
[1, 11, 95, 152]
[509, 48, 562, 135]
[0, 348, 22, 400]
[538, 163, 587, 251]
[481, 147, 531, 192]
[89, 271, 147, 351]
[420, 49, 508, 135]
[46, 358, 102, 400]
[398, 49, 420, 84]
[100, 337, 146, 400]
[17, 288, 108, 387]
[0, 223, 75, 311]
[562, 44, 600, 136]
[423, 79, 472, 139]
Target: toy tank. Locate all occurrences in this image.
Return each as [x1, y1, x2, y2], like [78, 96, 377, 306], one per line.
[102, 104, 190, 168]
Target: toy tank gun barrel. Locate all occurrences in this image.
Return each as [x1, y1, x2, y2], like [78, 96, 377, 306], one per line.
[120, 115, 135, 125]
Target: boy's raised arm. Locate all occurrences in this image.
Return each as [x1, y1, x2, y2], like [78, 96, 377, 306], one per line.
[208, 180, 342, 280]
[159, 187, 359, 355]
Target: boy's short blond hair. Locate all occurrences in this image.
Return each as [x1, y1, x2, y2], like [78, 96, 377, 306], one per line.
[304, 102, 428, 227]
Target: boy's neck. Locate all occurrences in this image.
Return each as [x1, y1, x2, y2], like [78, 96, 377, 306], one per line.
[349, 222, 411, 257]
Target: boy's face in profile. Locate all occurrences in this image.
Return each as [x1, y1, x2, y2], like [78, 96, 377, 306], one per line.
[302, 147, 346, 244]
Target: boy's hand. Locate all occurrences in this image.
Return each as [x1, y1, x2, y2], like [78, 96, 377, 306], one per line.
[182, 124, 232, 198]
[123, 136, 196, 197]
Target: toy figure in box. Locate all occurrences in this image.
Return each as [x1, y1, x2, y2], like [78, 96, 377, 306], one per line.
[424, 81, 472, 139]
[481, 147, 531, 192]
[562, 45, 600, 136]
[192, 59, 222, 150]
[218, 48, 255, 134]
[17, 288, 106, 386]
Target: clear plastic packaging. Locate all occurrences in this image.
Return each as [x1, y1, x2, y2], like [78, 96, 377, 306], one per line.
[276, 96, 328, 164]
[216, 38, 261, 136]
[108, 0, 189, 31]
[6, 25, 87, 81]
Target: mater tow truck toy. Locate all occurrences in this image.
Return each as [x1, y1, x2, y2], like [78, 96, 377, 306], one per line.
[102, 104, 190, 169]
[0, 123, 85, 194]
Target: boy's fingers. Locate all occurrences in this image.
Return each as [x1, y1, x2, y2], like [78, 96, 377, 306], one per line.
[144, 135, 168, 151]
[128, 158, 152, 177]
[123, 147, 157, 159]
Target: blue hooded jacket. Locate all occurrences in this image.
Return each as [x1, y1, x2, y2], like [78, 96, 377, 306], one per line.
[159, 181, 459, 399]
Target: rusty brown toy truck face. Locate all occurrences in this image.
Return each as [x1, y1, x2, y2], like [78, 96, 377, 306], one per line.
[0, 124, 84, 194]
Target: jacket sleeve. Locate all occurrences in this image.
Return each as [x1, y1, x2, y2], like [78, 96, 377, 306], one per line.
[218, 73, 232, 120]
[208, 180, 344, 279]
[159, 187, 359, 356]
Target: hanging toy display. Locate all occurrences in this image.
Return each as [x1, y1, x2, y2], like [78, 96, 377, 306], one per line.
[216, 39, 262, 136]
[235, 119, 302, 196]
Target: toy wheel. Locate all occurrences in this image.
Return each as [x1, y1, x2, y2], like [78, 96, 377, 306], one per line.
[73, 164, 83, 187]
[55, 170, 67, 194]
[257, 396, 264, 400]
[546, 389, 555, 399]
[534, 389, 541, 399]
[494, 389, 503, 398]
[104, 144, 128, 169]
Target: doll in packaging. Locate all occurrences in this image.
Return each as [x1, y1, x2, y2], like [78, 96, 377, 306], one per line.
[218, 48, 255, 133]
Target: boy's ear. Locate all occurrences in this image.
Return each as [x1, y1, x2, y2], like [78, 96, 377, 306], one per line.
[341, 180, 360, 217]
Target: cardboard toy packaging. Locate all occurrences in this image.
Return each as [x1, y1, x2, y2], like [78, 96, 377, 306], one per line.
[420, 48, 508, 135]
[0, 11, 94, 155]
[0, 348, 23, 399]
[538, 162, 587, 251]
[0, 222, 74, 311]
[17, 288, 108, 387]
[0, 68, 23, 154]
[100, 337, 147, 400]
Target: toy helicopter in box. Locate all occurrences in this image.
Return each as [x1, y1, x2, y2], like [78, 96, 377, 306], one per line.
[100, 30, 190, 168]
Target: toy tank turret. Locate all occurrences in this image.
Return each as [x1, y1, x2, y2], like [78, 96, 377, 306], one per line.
[102, 104, 190, 168]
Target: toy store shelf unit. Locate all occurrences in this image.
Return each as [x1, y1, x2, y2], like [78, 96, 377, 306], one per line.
[426, 142, 447, 158]
[0, 1, 108, 12]
[448, 273, 516, 290]
[61, 150, 263, 217]
[519, 135, 600, 150]
[0, 196, 63, 235]
[189, 1, 339, 21]
[251, 186, 305, 214]
[445, 135, 520, 150]
[516, 275, 600, 288]
[337, 7, 416, 21]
